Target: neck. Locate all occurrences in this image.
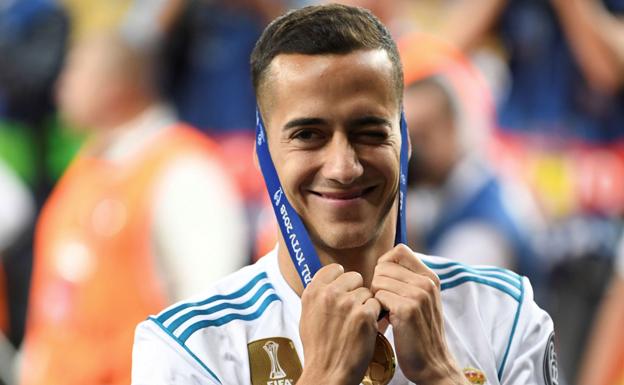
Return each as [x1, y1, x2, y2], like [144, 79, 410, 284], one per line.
[87, 100, 154, 154]
[277, 206, 397, 297]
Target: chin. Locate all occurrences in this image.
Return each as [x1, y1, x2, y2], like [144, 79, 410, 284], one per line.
[314, 225, 376, 251]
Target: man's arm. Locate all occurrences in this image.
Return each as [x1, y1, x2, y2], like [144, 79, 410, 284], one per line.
[576, 274, 624, 385]
[497, 277, 557, 385]
[435, 0, 507, 51]
[132, 318, 222, 385]
[551, 0, 624, 93]
[153, 154, 249, 300]
[0, 160, 34, 253]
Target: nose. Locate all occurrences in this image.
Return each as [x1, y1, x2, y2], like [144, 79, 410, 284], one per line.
[321, 134, 364, 185]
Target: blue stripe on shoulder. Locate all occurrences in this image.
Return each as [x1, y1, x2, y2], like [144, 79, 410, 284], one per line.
[157, 272, 268, 323]
[425, 260, 519, 280]
[436, 266, 521, 290]
[440, 275, 521, 302]
[148, 317, 222, 384]
[178, 293, 281, 343]
[166, 282, 274, 333]
[497, 278, 525, 380]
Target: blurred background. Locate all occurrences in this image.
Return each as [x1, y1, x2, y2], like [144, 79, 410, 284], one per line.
[0, 0, 622, 384]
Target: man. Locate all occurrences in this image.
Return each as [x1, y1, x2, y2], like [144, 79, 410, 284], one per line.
[132, 5, 556, 385]
[404, 73, 538, 283]
[20, 33, 248, 385]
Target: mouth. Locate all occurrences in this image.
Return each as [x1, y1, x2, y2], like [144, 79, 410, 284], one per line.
[309, 186, 377, 201]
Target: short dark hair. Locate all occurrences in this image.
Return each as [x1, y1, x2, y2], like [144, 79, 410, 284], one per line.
[251, 4, 403, 104]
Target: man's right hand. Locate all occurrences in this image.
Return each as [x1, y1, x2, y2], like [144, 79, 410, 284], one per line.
[297, 263, 381, 385]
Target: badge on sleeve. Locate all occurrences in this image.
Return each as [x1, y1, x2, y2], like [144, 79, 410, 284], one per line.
[248, 337, 302, 385]
[463, 367, 486, 384]
[543, 332, 559, 385]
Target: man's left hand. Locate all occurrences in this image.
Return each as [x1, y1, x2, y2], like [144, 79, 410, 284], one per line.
[371, 244, 469, 385]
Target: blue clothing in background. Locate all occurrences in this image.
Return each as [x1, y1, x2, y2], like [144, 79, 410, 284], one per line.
[498, 0, 624, 143]
[162, 1, 262, 134]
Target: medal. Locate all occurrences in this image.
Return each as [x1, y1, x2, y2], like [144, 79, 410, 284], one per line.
[256, 108, 409, 384]
[362, 332, 396, 385]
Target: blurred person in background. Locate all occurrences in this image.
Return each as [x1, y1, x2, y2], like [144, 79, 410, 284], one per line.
[429, 1, 624, 381]
[435, 0, 624, 144]
[0, 159, 35, 385]
[19, 33, 248, 385]
[576, 232, 624, 385]
[401, 33, 543, 285]
[0, 3, 69, 385]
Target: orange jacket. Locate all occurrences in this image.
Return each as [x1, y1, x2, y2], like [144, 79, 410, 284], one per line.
[21, 125, 219, 385]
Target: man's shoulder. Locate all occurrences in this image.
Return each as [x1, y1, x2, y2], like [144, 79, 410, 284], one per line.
[144, 254, 280, 344]
[421, 253, 526, 306]
[133, 253, 285, 384]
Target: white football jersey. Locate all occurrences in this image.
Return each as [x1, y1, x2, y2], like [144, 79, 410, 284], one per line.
[132, 248, 557, 385]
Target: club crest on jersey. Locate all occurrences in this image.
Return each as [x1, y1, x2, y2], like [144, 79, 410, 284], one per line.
[248, 337, 302, 385]
[463, 367, 486, 384]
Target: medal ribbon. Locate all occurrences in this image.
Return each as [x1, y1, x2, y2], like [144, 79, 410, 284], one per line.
[255, 108, 408, 288]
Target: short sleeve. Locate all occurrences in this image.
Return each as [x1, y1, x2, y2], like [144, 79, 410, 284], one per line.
[132, 319, 223, 385]
[498, 277, 558, 385]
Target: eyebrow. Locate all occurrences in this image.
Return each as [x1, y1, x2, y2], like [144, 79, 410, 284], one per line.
[283, 115, 392, 131]
[283, 117, 327, 131]
[349, 115, 392, 128]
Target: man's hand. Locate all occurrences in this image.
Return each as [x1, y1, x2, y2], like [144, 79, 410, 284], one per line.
[371, 244, 469, 385]
[297, 264, 381, 385]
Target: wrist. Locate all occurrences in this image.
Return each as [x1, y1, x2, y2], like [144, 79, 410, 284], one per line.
[410, 362, 471, 385]
[296, 366, 354, 385]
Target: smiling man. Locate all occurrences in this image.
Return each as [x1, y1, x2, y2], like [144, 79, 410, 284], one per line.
[131, 4, 557, 385]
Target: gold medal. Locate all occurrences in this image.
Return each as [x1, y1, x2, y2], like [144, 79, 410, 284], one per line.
[362, 332, 396, 385]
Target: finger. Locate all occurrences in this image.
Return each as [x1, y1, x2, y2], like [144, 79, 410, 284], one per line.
[332, 270, 365, 291]
[351, 286, 374, 304]
[374, 284, 441, 323]
[372, 274, 438, 301]
[373, 261, 439, 290]
[377, 245, 440, 287]
[373, 289, 404, 319]
[362, 297, 382, 320]
[310, 263, 344, 285]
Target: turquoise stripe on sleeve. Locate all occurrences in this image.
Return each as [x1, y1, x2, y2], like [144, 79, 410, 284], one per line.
[424, 260, 519, 280]
[166, 282, 274, 333]
[440, 275, 521, 302]
[436, 266, 521, 290]
[497, 277, 525, 380]
[178, 294, 281, 343]
[148, 317, 223, 385]
[157, 272, 268, 323]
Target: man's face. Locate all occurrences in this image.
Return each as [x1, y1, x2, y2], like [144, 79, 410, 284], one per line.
[56, 41, 123, 130]
[261, 49, 401, 252]
[404, 82, 457, 186]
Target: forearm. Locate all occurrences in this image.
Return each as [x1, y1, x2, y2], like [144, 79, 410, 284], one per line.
[577, 276, 624, 385]
[436, 0, 507, 51]
[552, 0, 624, 92]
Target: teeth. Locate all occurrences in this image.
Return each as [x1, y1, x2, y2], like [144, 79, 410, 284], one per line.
[322, 192, 362, 199]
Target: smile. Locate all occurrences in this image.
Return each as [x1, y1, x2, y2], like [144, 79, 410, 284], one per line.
[310, 186, 376, 201]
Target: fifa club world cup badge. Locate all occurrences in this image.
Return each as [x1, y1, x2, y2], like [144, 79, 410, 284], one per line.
[248, 337, 302, 385]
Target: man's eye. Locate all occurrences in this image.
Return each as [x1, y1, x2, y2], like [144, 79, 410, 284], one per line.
[358, 131, 388, 142]
[292, 129, 321, 141]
